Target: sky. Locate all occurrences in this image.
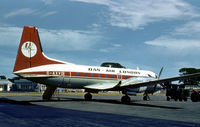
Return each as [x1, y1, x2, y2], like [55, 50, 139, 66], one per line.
[0, 0, 200, 78]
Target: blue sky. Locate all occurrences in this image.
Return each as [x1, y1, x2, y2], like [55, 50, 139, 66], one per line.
[0, 0, 200, 78]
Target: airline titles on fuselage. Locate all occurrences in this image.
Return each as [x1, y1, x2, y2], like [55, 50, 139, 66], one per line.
[88, 67, 140, 75]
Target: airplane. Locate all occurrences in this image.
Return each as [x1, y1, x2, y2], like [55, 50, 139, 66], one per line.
[13, 26, 200, 103]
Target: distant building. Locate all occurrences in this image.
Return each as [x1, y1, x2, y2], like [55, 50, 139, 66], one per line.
[10, 77, 48, 92]
[10, 77, 38, 91]
[0, 75, 13, 91]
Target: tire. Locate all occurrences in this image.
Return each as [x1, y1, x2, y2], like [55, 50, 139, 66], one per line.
[184, 98, 187, 102]
[84, 93, 92, 101]
[143, 96, 147, 101]
[121, 95, 131, 104]
[191, 93, 198, 102]
[167, 96, 170, 101]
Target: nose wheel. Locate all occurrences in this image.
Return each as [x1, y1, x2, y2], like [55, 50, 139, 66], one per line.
[143, 90, 150, 101]
[121, 95, 131, 104]
[84, 93, 92, 101]
[143, 95, 150, 101]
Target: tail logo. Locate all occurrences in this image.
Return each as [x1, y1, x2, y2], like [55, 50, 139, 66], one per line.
[21, 41, 37, 58]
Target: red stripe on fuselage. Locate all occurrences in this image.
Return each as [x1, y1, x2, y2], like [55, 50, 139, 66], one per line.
[17, 71, 135, 80]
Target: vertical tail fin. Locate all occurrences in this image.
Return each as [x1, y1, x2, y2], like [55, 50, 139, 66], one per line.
[13, 26, 64, 73]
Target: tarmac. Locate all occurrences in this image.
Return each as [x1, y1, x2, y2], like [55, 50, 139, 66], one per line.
[0, 92, 200, 127]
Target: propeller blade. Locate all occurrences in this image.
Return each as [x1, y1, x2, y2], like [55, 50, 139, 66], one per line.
[158, 67, 164, 79]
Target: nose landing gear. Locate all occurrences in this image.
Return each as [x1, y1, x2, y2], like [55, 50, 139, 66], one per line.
[143, 90, 150, 101]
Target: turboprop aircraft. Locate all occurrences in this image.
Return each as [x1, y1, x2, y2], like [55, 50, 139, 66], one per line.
[13, 26, 200, 103]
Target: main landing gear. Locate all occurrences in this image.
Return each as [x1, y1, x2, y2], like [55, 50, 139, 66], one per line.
[121, 95, 131, 104]
[143, 95, 150, 101]
[84, 92, 132, 103]
[42, 86, 57, 100]
[143, 90, 150, 101]
[84, 92, 92, 101]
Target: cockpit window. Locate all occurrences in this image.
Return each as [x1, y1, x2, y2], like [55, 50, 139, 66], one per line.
[101, 62, 126, 68]
[148, 74, 152, 78]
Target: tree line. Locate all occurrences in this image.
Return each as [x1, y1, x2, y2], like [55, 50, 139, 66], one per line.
[179, 68, 200, 85]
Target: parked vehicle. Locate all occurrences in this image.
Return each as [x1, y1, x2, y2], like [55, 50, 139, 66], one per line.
[191, 89, 200, 102]
[166, 85, 189, 101]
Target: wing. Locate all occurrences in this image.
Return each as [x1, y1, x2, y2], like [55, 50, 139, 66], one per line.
[120, 72, 200, 89]
[84, 72, 200, 90]
[84, 81, 120, 90]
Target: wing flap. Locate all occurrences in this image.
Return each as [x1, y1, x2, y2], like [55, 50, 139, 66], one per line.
[84, 82, 119, 90]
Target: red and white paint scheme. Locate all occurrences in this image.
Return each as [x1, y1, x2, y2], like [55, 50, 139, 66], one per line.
[13, 26, 200, 103]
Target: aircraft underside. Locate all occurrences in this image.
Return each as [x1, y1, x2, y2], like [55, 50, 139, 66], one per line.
[26, 76, 156, 103]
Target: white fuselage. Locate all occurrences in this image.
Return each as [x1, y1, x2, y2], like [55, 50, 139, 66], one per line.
[15, 63, 158, 94]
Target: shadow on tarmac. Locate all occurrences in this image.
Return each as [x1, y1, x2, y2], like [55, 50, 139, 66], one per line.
[0, 97, 181, 109]
[58, 97, 182, 109]
[0, 97, 199, 127]
[0, 98, 34, 105]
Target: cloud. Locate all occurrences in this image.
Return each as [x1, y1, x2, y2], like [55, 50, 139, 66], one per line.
[99, 43, 121, 53]
[71, 0, 111, 6]
[0, 25, 102, 51]
[145, 37, 200, 50]
[0, 26, 21, 46]
[145, 21, 200, 52]
[72, 0, 199, 30]
[4, 8, 38, 18]
[4, 8, 57, 18]
[39, 28, 102, 51]
[41, 0, 54, 5]
[173, 21, 200, 37]
[42, 11, 57, 17]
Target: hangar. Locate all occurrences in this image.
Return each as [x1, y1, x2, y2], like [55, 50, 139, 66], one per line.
[0, 75, 13, 91]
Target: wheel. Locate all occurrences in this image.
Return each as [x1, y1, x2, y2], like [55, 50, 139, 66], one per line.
[167, 96, 170, 101]
[143, 96, 150, 101]
[121, 95, 131, 104]
[184, 98, 187, 101]
[84, 93, 92, 101]
[191, 92, 198, 102]
[143, 96, 147, 101]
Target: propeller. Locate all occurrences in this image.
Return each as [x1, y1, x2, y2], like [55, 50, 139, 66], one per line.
[153, 67, 164, 93]
[158, 67, 164, 79]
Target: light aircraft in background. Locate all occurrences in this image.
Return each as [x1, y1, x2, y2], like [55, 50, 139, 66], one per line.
[13, 26, 200, 103]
